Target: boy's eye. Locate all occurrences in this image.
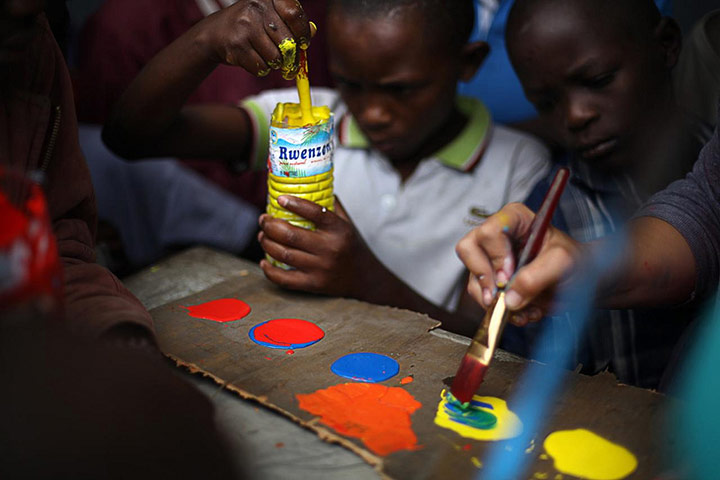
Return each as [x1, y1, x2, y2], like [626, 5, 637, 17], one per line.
[384, 85, 414, 96]
[585, 71, 616, 89]
[335, 78, 361, 91]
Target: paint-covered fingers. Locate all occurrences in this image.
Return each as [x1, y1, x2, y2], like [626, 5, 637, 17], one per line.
[269, 0, 312, 78]
[193, 0, 307, 77]
[504, 231, 581, 312]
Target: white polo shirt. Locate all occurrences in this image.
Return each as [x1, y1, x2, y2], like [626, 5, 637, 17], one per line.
[243, 88, 550, 310]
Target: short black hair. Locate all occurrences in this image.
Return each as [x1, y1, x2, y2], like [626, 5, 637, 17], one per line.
[327, 0, 475, 49]
[507, 0, 662, 44]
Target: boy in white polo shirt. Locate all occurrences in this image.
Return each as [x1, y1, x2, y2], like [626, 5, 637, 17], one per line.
[103, 0, 550, 336]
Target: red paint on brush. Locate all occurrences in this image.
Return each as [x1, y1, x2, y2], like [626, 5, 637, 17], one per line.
[450, 356, 489, 404]
[183, 298, 251, 323]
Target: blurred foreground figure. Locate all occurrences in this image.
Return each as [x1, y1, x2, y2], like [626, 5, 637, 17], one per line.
[1, 3, 239, 476]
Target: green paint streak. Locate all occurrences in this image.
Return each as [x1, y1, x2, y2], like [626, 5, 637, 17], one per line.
[444, 392, 497, 430]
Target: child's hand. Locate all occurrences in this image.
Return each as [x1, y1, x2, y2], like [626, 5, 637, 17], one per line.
[455, 203, 582, 326]
[194, 0, 313, 78]
[258, 196, 383, 297]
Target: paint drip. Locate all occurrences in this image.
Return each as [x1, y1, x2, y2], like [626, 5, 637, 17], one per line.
[296, 382, 421, 456]
[182, 298, 251, 323]
[435, 390, 523, 441]
[330, 352, 399, 383]
[543, 429, 637, 480]
[249, 318, 324, 349]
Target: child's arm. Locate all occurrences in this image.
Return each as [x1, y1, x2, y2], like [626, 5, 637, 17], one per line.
[103, 0, 311, 161]
[259, 195, 481, 336]
[455, 202, 696, 324]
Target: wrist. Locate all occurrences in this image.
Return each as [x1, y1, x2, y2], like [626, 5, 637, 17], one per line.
[189, 22, 222, 66]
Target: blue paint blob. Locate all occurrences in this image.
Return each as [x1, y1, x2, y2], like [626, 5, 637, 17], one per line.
[330, 352, 400, 383]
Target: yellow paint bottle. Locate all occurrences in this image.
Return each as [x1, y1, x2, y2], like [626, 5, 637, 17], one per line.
[266, 32, 335, 269]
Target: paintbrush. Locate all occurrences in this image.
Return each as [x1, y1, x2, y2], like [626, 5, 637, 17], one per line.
[450, 167, 570, 404]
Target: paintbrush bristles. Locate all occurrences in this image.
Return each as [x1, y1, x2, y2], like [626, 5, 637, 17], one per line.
[450, 293, 509, 403]
[450, 355, 489, 404]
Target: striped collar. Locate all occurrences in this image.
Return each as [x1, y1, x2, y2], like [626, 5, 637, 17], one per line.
[195, 0, 235, 17]
[337, 97, 493, 172]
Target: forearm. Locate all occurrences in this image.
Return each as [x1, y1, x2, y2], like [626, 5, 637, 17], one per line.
[596, 217, 696, 309]
[102, 24, 250, 161]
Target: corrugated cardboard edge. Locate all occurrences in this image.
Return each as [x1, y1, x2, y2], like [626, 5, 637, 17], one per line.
[166, 353, 394, 480]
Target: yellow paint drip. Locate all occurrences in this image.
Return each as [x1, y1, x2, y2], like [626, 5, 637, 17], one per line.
[471, 457, 482, 468]
[271, 35, 330, 128]
[543, 429, 638, 480]
[434, 392, 523, 441]
[296, 48, 315, 125]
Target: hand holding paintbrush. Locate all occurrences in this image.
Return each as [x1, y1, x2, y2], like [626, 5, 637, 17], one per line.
[450, 167, 570, 404]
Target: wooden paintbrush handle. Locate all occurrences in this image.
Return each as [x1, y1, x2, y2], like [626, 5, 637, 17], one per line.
[515, 167, 569, 271]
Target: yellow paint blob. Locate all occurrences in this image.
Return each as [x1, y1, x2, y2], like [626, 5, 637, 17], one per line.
[543, 429, 638, 480]
[271, 102, 331, 128]
[434, 392, 523, 441]
[471, 457, 482, 468]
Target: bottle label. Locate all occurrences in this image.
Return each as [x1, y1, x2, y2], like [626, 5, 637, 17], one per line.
[268, 116, 334, 178]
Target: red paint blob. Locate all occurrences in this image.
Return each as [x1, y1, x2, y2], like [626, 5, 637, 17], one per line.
[463, 444, 472, 451]
[400, 376, 414, 385]
[250, 318, 324, 349]
[183, 298, 251, 323]
[296, 383, 422, 456]
[286, 350, 295, 355]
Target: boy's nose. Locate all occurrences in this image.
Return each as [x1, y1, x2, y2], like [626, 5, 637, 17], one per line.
[564, 95, 597, 133]
[357, 98, 392, 131]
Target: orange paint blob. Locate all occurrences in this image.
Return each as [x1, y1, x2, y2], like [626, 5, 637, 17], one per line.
[183, 298, 251, 322]
[400, 376, 414, 385]
[296, 383, 422, 456]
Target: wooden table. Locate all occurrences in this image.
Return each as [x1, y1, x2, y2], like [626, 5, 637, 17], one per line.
[125, 247, 670, 480]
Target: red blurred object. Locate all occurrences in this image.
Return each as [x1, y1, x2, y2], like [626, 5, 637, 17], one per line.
[0, 168, 63, 315]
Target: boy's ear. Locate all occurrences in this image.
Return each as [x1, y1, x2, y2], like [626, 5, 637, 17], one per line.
[654, 17, 682, 69]
[459, 41, 490, 82]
